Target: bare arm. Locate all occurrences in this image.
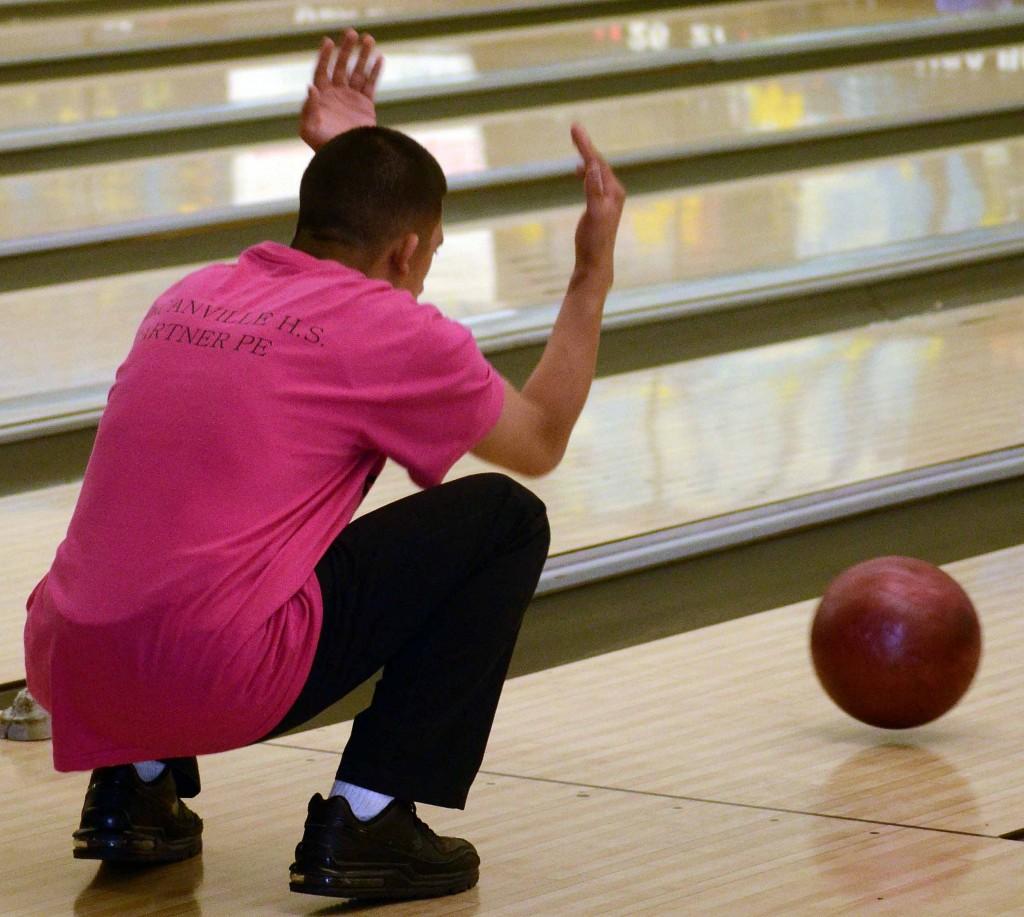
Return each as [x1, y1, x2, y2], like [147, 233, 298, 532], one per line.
[296, 33, 625, 477]
[472, 125, 626, 476]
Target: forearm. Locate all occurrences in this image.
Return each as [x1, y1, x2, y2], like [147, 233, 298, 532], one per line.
[468, 124, 623, 479]
[521, 269, 610, 463]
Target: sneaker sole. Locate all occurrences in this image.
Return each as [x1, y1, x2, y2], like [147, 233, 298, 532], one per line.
[73, 830, 202, 864]
[289, 865, 479, 900]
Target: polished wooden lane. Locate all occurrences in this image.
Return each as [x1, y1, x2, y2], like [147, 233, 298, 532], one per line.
[5, 0, 1024, 70]
[0, 0, 621, 67]
[5, 132, 1024, 421]
[0, 263, 202, 424]
[276, 543, 1024, 843]
[385, 133, 1024, 317]
[5, 293, 1023, 685]
[1, 19, 661, 143]
[7, 7, 1024, 146]
[9, 37, 1024, 244]
[7, 546, 1024, 911]
[359, 294, 1024, 552]
[6, 733, 1024, 913]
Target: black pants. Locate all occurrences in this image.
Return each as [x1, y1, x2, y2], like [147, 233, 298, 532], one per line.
[162, 473, 549, 809]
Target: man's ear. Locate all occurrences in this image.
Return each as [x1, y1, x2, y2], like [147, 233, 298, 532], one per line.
[391, 232, 420, 276]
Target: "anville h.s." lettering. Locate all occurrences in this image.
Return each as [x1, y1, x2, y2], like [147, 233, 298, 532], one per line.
[137, 298, 326, 357]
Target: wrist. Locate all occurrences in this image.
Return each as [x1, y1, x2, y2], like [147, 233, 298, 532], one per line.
[569, 264, 613, 295]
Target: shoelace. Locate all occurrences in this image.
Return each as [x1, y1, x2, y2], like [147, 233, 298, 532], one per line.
[406, 802, 440, 842]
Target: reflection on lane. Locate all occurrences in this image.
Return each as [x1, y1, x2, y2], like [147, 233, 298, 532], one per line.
[7, 39, 1024, 246]
[0, 47, 479, 137]
[273, 137, 1024, 311]
[5, 0, 1024, 76]
[357, 295, 1024, 554]
[5, 282, 1020, 561]
[4, 134, 1024, 409]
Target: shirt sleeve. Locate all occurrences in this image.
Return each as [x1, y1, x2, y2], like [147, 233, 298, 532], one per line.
[360, 305, 505, 489]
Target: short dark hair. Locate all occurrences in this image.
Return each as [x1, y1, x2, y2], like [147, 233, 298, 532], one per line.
[295, 126, 447, 253]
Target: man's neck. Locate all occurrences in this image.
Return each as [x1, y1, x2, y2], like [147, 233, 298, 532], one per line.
[291, 235, 380, 279]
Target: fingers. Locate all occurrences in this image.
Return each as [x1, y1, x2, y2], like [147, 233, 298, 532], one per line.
[571, 122, 600, 165]
[322, 29, 380, 94]
[571, 123, 606, 191]
[331, 28, 360, 87]
[312, 37, 333, 90]
[349, 34, 375, 90]
[571, 122, 624, 203]
[364, 54, 384, 100]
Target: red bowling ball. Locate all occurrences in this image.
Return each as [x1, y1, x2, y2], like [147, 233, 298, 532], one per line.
[810, 556, 982, 729]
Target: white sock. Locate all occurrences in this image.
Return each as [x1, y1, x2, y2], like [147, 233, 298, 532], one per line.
[329, 780, 394, 821]
[133, 760, 167, 783]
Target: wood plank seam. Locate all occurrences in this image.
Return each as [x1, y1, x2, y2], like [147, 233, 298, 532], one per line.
[262, 741, 1022, 843]
[474, 770, 1021, 844]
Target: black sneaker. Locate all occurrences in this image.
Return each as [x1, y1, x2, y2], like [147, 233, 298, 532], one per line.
[289, 794, 479, 900]
[72, 765, 203, 864]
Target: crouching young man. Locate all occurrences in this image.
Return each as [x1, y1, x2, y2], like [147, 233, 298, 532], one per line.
[23, 30, 625, 902]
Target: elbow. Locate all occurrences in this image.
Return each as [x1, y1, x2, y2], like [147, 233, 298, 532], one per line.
[519, 440, 565, 478]
[518, 461, 554, 479]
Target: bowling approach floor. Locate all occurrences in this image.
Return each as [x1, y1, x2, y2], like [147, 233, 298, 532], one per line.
[3, 543, 1023, 914]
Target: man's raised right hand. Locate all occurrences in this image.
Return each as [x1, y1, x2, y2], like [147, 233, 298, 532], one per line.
[570, 124, 626, 291]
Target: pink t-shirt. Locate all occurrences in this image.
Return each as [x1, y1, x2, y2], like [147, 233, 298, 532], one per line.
[24, 241, 505, 772]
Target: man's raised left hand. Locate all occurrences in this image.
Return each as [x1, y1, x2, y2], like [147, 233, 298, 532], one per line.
[300, 29, 383, 152]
